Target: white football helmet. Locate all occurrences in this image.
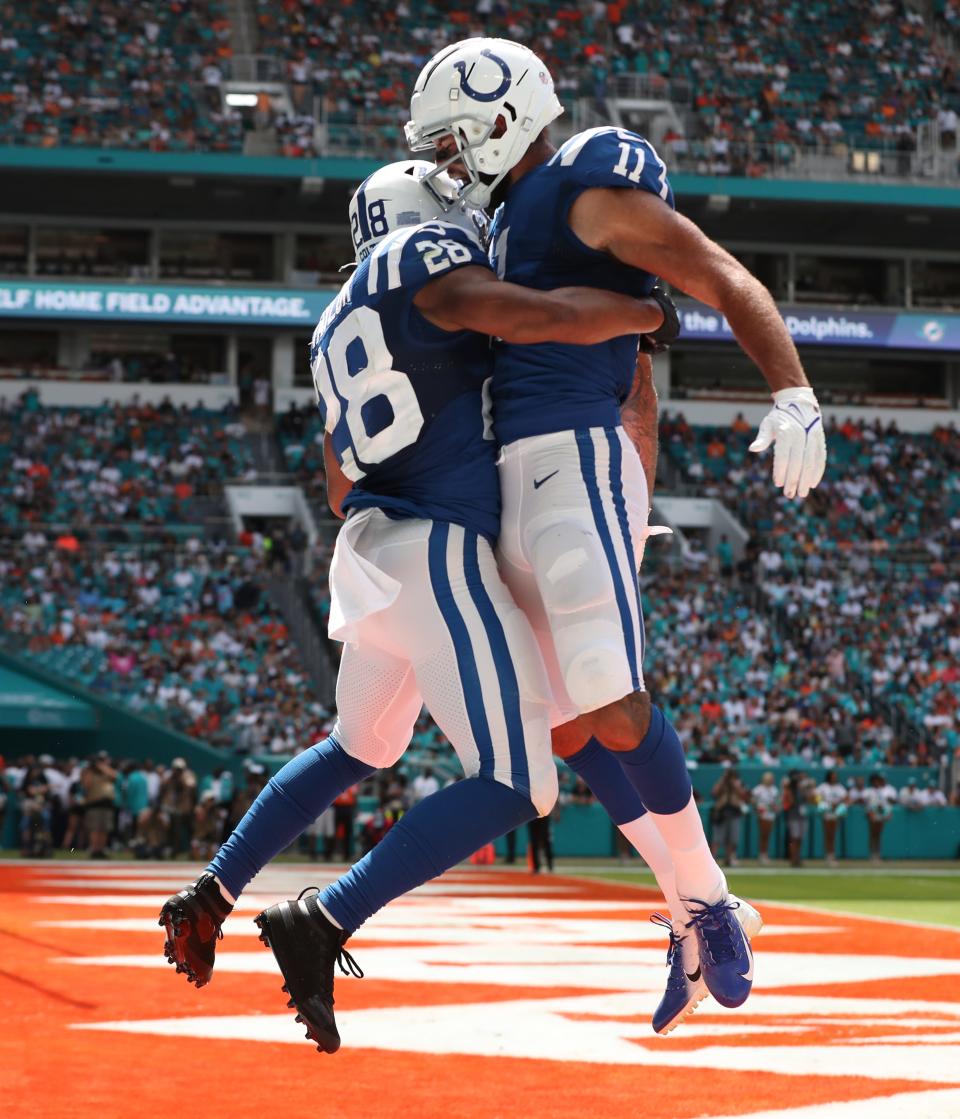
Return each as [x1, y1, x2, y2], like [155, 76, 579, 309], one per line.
[347, 159, 479, 264]
[405, 37, 563, 210]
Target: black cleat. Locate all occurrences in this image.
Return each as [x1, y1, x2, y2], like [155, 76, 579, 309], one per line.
[254, 888, 363, 1054]
[159, 873, 233, 988]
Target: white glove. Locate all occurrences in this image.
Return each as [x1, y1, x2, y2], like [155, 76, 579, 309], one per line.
[749, 386, 827, 499]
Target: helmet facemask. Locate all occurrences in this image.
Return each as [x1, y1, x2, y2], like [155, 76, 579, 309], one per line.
[405, 38, 564, 212]
[406, 113, 505, 211]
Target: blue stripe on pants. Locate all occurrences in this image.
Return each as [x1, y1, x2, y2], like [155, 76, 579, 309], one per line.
[575, 429, 640, 691]
[606, 429, 645, 671]
[462, 530, 528, 799]
[427, 522, 494, 778]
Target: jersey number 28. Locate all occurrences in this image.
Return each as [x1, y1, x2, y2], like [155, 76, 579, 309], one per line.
[314, 305, 424, 481]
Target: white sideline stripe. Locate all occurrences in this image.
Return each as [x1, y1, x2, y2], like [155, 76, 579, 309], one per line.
[69, 992, 960, 1083]
[703, 1089, 960, 1119]
[36, 917, 829, 941]
[53, 947, 960, 994]
[33, 916, 827, 945]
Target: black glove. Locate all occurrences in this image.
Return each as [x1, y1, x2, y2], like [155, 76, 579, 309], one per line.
[638, 284, 680, 354]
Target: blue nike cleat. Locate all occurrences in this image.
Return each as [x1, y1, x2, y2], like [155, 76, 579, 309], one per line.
[682, 895, 754, 1009]
[649, 912, 708, 1035]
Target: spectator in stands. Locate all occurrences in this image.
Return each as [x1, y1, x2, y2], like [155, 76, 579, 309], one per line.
[134, 803, 170, 860]
[330, 784, 359, 862]
[570, 775, 595, 806]
[921, 781, 948, 807]
[527, 813, 554, 875]
[847, 775, 868, 804]
[61, 769, 87, 854]
[710, 765, 748, 867]
[191, 790, 223, 860]
[899, 780, 925, 812]
[41, 756, 71, 849]
[716, 534, 734, 577]
[752, 771, 779, 865]
[865, 773, 895, 865]
[783, 770, 810, 868]
[18, 763, 52, 857]
[411, 766, 440, 804]
[815, 769, 848, 866]
[80, 751, 116, 859]
[158, 758, 197, 857]
[227, 764, 267, 831]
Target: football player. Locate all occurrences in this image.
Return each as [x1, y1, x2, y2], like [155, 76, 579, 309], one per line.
[159, 160, 667, 1052]
[406, 38, 826, 1023]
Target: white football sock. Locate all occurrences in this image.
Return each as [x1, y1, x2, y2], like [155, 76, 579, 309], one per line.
[212, 875, 236, 906]
[617, 814, 687, 926]
[647, 794, 727, 906]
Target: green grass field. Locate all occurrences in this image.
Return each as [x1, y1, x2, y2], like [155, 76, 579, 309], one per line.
[561, 861, 960, 928]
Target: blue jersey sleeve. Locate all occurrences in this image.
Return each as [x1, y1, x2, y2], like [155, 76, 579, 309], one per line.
[395, 221, 491, 294]
[553, 126, 675, 210]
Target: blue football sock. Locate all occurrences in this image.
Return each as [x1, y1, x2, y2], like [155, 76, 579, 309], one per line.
[319, 777, 536, 933]
[612, 705, 692, 815]
[564, 737, 646, 825]
[207, 734, 373, 900]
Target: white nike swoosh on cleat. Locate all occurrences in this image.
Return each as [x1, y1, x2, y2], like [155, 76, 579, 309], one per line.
[741, 939, 754, 983]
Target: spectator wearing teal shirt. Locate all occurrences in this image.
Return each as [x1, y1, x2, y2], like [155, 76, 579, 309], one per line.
[124, 764, 151, 818]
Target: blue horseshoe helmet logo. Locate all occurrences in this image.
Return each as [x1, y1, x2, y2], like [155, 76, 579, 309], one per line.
[453, 49, 511, 102]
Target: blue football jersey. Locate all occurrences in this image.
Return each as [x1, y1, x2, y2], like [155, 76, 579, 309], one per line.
[488, 126, 675, 445]
[310, 221, 500, 541]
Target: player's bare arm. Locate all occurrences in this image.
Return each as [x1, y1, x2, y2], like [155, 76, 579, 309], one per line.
[569, 188, 808, 393]
[413, 264, 664, 344]
[323, 431, 351, 519]
[569, 188, 827, 499]
[621, 352, 658, 500]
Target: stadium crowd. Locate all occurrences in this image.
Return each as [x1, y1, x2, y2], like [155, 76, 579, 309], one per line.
[1, 1, 957, 175]
[0, 391, 256, 529]
[660, 412, 960, 769]
[0, 536, 331, 753]
[711, 764, 949, 868]
[3, 752, 271, 859]
[3, 747, 952, 862]
[0, 745, 466, 860]
[0, 0, 242, 152]
[1, 396, 955, 784]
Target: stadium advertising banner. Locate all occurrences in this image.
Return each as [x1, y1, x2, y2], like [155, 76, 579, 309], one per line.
[679, 304, 960, 351]
[0, 281, 335, 326]
[0, 280, 958, 350]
